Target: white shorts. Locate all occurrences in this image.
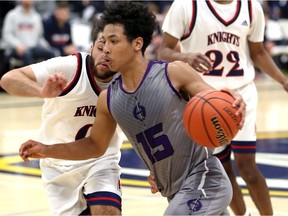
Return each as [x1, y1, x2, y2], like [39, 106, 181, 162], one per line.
[213, 82, 258, 154]
[233, 81, 258, 141]
[40, 156, 122, 216]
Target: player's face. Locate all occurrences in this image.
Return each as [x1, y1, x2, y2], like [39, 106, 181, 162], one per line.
[101, 24, 136, 73]
[90, 32, 117, 81]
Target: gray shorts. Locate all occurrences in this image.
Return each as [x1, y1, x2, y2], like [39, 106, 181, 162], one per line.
[164, 156, 232, 215]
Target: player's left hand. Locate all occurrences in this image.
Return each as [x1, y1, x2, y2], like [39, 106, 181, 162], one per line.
[147, 173, 159, 194]
[220, 88, 246, 129]
[19, 140, 48, 162]
[41, 73, 67, 98]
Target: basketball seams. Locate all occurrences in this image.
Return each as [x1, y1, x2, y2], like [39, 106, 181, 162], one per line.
[198, 96, 234, 104]
[200, 99, 219, 147]
[186, 96, 202, 141]
[198, 95, 235, 137]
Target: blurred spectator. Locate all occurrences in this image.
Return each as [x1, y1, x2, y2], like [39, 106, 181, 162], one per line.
[0, 1, 16, 79]
[0, 1, 16, 29]
[1, 0, 56, 67]
[34, 0, 56, 20]
[261, 0, 288, 20]
[69, 0, 106, 22]
[263, 4, 288, 70]
[145, 0, 172, 14]
[43, 0, 77, 56]
[144, 1, 172, 60]
[278, 0, 288, 19]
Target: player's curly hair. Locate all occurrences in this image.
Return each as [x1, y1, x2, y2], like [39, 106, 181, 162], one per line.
[91, 18, 102, 43]
[99, 1, 156, 55]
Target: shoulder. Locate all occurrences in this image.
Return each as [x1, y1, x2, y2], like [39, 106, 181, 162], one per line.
[250, 0, 263, 8]
[167, 61, 192, 82]
[250, 0, 264, 14]
[167, 61, 188, 72]
[4, 7, 18, 19]
[171, 0, 191, 7]
[32, 55, 78, 73]
[249, 0, 265, 27]
[98, 89, 109, 110]
[167, 0, 190, 14]
[51, 54, 79, 66]
[31, 8, 42, 20]
[167, 60, 199, 81]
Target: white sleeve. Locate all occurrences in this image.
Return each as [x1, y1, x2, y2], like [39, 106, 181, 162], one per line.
[248, 0, 265, 42]
[31, 55, 78, 86]
[162, 0, 191, 39]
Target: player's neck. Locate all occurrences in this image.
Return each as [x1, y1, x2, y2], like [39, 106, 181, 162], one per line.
[120, 58, 149, 92]
[95, 76, 113, 83]
[213, 0, 234, 4]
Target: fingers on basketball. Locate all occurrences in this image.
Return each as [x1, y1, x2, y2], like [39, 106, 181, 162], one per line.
[183, 90, 241, 148]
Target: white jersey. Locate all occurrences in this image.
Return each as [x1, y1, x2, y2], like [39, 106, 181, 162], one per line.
[31, 52, 122, 165]
[162, 0, 265, 89]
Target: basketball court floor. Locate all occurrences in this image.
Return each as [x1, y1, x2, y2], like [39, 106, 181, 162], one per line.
[0, 74, 287, 216]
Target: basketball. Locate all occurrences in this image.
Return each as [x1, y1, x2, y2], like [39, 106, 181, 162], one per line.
[183, 90, 241, 148]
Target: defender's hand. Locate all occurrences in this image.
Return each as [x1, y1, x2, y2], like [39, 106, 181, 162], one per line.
[19, 140, 48, 162]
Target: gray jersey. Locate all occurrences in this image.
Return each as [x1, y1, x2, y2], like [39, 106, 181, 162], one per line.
[108, 61, 217, 198]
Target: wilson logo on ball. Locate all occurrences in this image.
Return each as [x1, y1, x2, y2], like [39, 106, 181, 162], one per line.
[211, 116, 229, 146]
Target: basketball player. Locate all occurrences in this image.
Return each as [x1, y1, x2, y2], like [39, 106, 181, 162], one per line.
[157, 0, 288, 215]
[0, 24, 123, 215]
[17, 2, 247, 215]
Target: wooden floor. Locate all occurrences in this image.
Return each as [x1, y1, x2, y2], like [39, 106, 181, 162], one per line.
[0, 74, 287, 216]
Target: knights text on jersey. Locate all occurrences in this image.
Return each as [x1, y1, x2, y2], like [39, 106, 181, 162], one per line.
[162, 0, 265, 89]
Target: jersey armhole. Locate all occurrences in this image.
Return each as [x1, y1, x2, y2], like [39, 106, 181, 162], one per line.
[164, 62, 182, 99]
[180, 0, 197, 41]
[59, 52, 82, 96]
[248, 0, 252, 27]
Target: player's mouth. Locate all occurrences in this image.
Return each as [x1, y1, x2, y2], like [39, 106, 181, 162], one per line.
[98, 62, 109, 70]
[103, 56, 111, 64]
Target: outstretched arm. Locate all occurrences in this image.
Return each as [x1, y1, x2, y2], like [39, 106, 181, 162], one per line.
[0, 66, 42, 97]
[0, 66, 67, 98]
[19, 90, 116, 162]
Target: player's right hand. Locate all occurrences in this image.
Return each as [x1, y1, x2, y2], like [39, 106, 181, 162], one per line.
[147, 173, 159, 194]
[41, 72, 67, 98]
[19, 140, 48, 162]
[221, 88, 246, 130]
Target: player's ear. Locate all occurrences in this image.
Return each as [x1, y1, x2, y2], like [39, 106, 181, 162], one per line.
[89, 44, 93, 54]
[133, 37, 143, 52]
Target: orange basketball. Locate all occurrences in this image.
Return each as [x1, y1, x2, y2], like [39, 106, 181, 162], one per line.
[183, 90, 241, 148]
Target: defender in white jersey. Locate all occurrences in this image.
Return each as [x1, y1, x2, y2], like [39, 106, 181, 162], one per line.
[0, 26, 123, 215]
[158, 0, 288, 215]
[18, 2, 246, 215]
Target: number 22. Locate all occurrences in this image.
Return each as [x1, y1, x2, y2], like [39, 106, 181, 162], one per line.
[205, 50, 244, 77]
